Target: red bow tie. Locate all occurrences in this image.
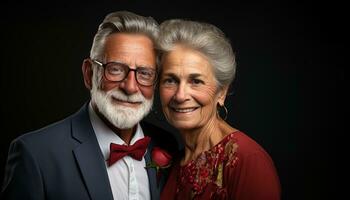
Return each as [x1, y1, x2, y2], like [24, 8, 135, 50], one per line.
[108, 136, 151, 166]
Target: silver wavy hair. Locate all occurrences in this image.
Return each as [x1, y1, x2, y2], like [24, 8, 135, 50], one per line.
[89, 11, 159, 86]
[158, 19, 236, 89]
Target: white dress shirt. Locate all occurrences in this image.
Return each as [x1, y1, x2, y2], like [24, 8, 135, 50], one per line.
[88, 104, 150, 200]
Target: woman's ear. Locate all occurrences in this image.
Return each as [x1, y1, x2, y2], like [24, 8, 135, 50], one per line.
[217, 85, 229, 106]
[82, 59, 93, 90]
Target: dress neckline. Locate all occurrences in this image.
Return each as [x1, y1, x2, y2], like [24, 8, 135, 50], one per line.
[179, 131, 239, 168]
[175, 131, 240, 197]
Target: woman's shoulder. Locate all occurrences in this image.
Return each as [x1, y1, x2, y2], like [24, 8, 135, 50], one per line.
[225, 131, 280, 184]
[224, 131, 281, 199]
[231, 131, 273, 160]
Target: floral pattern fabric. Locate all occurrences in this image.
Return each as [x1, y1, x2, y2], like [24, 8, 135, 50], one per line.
[176, 132, 238, 199]
[160, 131, 281, 200]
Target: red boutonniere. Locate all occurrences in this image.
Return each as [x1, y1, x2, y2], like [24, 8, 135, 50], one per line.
[146, 147, 172, 186]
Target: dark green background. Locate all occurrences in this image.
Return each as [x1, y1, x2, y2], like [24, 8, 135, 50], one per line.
[0, 1, 344, 199]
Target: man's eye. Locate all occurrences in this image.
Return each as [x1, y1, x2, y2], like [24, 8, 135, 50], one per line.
[138, 70, 154, 78]
[107, 65, 125, 75]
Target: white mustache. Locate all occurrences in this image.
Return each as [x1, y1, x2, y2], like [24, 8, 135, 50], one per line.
[107, 90, 145, 103]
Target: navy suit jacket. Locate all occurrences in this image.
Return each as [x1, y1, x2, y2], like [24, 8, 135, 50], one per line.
[1, 103, 178, 200]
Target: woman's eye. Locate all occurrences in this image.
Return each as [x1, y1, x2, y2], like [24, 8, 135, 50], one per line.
[163, 78, 177, 85]
[191, 79, 204, 85]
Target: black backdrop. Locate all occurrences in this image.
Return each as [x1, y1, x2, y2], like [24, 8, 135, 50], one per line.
[0, 1, 344, 199]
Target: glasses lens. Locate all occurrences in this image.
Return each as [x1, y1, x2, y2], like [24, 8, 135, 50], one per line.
[136, 68, 156, 86]
[105, 63, 127, 81]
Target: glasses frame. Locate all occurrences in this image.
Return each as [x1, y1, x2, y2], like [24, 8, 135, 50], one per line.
[92, 59, 157, 86]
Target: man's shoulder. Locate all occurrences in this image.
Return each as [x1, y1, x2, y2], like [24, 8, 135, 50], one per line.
[13, 103, 89, 147]
[13, 115, 73, 147]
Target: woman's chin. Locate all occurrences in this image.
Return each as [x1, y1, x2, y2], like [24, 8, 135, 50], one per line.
[170, 121, 197, 131]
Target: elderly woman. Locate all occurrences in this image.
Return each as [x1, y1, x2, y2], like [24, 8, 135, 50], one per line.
[157, 19, 281, 200]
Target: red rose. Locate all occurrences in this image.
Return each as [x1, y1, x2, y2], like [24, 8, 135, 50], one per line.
[151, 147, 172, 168]
[145, 147, 172, 187]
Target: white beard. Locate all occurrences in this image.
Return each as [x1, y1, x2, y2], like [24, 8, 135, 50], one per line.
[91, 84, 153, 129]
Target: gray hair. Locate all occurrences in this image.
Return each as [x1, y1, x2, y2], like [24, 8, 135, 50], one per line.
[89, 11, 159, 87]
[158, 19, 236, 89]
[90, 11, 159, 60]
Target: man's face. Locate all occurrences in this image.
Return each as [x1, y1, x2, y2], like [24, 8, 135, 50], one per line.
[90, 33, 156, 129]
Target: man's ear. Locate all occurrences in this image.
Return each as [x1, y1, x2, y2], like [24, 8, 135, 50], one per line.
[82, 59, 93, 90]
[217, 85, 229, 106]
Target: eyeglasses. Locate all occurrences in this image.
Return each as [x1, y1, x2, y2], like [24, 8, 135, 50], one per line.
[92, 60, 157, 86]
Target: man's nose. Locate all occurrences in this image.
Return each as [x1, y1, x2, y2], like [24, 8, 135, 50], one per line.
[119, 71, 139, 94]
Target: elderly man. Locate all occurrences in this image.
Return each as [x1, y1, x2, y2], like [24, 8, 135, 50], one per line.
[1, 11, 178, 200]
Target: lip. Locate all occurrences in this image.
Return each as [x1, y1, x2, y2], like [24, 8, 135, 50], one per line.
[170, 106, 199, 113]
[111, 97, 142, 107]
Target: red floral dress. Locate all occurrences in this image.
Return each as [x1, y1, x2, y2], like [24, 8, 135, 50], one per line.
[161, 131, 281, 200]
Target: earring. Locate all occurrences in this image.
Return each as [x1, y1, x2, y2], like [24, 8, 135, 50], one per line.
[217, 103, 228, 121]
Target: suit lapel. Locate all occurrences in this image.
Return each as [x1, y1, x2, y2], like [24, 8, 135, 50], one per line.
[145, 142, 160, 200]
[71, 104, 114, 200]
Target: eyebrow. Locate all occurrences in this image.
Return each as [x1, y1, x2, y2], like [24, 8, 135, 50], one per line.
[107, 60, 154, 69]
[162, 73, 178, 80]
[189, 73, 204, 79]
[162, 73, 204, 78]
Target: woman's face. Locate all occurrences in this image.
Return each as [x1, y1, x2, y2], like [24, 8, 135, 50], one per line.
[159, 45, 225, 130]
